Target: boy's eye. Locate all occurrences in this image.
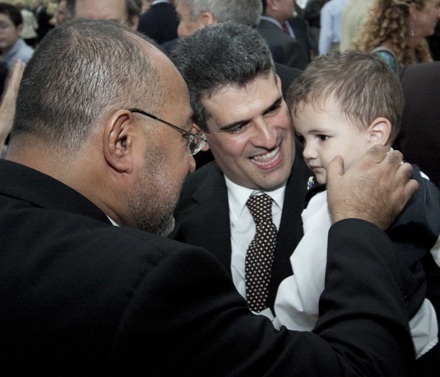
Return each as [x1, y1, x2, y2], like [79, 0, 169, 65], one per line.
[318, 135, 330, 141]
[296, 134, 305, 144]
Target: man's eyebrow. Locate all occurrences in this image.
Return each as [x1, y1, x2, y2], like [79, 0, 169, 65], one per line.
[263, 96, 283, 115]
[219, 96, 283, 132]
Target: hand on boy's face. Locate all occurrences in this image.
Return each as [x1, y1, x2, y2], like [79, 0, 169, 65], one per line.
[326, 145, 418, 230]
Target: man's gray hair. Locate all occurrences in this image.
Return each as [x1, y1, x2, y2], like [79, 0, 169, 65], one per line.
[11, 19, 163, 153]
[179, 0, 262, 27]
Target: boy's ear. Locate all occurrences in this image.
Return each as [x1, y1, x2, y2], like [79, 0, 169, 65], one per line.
[367, 117, 392, 146]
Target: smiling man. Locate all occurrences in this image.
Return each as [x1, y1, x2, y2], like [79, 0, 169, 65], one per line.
[170, 22, 311, 313]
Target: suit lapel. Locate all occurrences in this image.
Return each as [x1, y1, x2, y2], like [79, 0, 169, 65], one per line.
[190, 165, 233, 272]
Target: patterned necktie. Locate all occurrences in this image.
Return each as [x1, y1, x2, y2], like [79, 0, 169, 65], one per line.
[245, 194, 277, 312]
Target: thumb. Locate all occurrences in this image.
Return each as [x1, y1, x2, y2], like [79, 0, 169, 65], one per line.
[326, 155, 345, 184]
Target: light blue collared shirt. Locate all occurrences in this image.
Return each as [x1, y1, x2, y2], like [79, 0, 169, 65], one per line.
[2, 38, 34, 69]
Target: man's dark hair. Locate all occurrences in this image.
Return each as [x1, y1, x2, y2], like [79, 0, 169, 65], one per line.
[171, 22, 275, 132]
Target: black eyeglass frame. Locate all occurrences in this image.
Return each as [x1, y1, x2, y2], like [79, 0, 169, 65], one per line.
[129, 108, 207, 156]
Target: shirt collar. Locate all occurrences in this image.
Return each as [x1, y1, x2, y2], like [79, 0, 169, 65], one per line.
[260, 15, 283, 29]
[225, 175, 286, 219]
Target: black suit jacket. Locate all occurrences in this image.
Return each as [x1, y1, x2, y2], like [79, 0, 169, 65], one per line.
[137, 2, 178, 44]
[0, 159, 416, 376]
[171, 144, 313, 308]
[258, 19, 308, 70]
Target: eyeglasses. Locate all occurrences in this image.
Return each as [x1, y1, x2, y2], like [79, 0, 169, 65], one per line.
[129, 109, 207, 156]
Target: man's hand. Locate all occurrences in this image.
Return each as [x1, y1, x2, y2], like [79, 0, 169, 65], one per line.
[327, 145, 419, 230]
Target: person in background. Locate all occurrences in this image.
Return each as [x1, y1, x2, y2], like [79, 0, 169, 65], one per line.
[16, 1, 38, 47]
[339, 0, 373, 51]
[353, 0, 440, 75]
[32, 0, 53, 43]
[50, 0, 69, 27]
[288, 2, 312, 61]
[137, 0, 178, 44]
[0, 18, 420, 376]
[258, 0, 308, 70]
[318, 0, 348, 54]
[0, 3, 33, 69]
[303, 0, 328, 58]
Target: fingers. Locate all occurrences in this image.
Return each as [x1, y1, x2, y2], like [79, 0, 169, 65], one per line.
[326, 155, 344, 182]
[327, 146, 418, 230]
[403, 179, 419, 206]
[386, 148, 404, 166]
[396, 162, 418, 213]
[363, 144, 389, 164]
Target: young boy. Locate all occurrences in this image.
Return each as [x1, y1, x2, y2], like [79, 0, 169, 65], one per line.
[273, 50, 440, 358]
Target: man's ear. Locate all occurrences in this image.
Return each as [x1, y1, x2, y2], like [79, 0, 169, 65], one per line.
[367, 117, 392, 146]
[103, 110, 137, 173]
[198, 11, 216, 27]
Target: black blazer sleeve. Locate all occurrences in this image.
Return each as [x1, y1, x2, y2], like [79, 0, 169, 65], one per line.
[114, 220, 415, 376]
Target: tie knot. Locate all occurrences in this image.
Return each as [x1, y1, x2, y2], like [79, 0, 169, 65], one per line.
[246, 194, 273, 223]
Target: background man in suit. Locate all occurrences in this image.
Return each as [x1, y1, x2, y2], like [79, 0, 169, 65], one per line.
[66, 0, 140, 30]
[32, 0, 53, 43]
[288, 2, 312, 61]
[0, 17, 423, 377]
[258, 0, 308, 70]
